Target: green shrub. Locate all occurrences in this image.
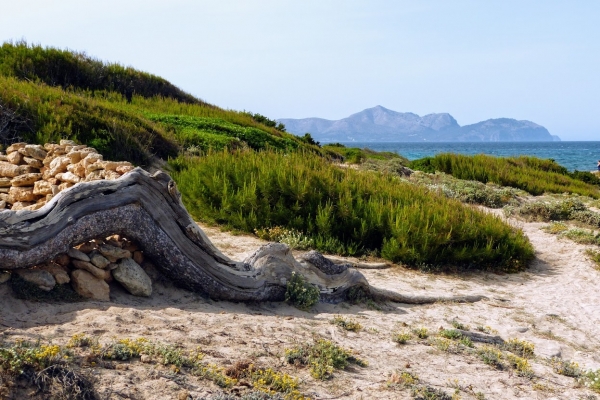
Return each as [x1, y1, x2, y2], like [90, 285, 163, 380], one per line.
[330, 316, 362, 332]
[284, 272, 320, 311]
[409, 153, 600, 198]
[284, 339, 366, 380]
[552, 358, 582, 377]
[409, 172, 520, 208]
[392, 332, 412, 344]
[170, 150, 534, 272]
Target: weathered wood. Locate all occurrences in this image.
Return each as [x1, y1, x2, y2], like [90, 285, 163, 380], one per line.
[0, 168, 486, 305]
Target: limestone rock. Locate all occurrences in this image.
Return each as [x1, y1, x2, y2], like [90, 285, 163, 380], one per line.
[47, 156, 70, 177]
[0, 162, 35, 178]
[0, 177, 12, 187]
[23, 144, 47, 161]
[15, 269, 56, 291]
[39, 263, 70, 284]
[33, 180, 53, 195]
[7, 151, 22, 165]
[98, 244, 131, 261]
[0, 200, 5, 209]
[11, 173, 42, 187]
[68, 248, 90, 262]
[116, 165, 134, 175]
[6, 143, 26, 153]
[67, 162, 86, 178]
[89, 251, 110, 269]
[55, 172, 80, 184]
[70, 269, 110, 301]
[23, 157, 44, 169]
[58, 182, 74, 191]
[72, 259, 106, 279]
[8, 186, 37, 202]
[11, 201, 35, 210]
[112, 258, 152, 297]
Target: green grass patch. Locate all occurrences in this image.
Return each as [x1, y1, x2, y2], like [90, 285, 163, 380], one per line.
[170, 150, 534, 272]
[284, 339, 366, 380]
[323, 143, 403, 164]
[409, 153, 600, 198]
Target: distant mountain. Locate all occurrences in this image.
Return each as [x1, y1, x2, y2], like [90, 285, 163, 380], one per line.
[278, 106, 559, 142]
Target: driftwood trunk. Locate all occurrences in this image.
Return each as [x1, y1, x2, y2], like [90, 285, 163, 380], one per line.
[0, 168, 487, 305]
[0, 169, 368, 302]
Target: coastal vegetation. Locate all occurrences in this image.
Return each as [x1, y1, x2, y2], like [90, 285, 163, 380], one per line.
[409, 153, 600, 198]
[0, 41, 541, 272]
[169, 150, 534, 272]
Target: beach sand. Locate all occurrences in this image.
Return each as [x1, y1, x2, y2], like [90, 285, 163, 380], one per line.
[1, 214, 599, 399]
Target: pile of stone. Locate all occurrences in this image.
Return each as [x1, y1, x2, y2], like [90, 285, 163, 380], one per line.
[3, 235, 152, 301]
[0, 140, 134, 211]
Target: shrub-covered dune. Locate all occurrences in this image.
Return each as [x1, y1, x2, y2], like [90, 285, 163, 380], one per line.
[1, 41, 535, 272]
[171, 150, 534, 272]
[410, 153, 600, 198]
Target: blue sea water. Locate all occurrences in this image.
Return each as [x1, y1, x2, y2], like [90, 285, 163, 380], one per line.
[338, 141, 600, 172]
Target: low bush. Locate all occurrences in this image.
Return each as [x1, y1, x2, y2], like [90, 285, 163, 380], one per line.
[409, 154, 600, 198]
[284, 272, 320, 311]
[284, 339, 366, 380]
[409, 172, 520, 208]
[171, 150, 534, 272]
[330, 316, 362, 332]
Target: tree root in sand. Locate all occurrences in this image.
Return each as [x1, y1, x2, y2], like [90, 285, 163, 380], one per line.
[0, 168, 486, 305]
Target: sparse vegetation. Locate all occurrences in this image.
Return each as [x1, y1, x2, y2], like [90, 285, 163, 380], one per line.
[284, 339, 367, 380]
[552, 358, 582, 377]
[413, 327, 429, 339]
[585, 249, 600, 269]
[330, 315, 362, 332]
[284, 272, 320, 311]
[503, 338, 535, 358]
[171, 150, 534, 271]
[392, 332, 412, 344]
[410, 153, 600, 198]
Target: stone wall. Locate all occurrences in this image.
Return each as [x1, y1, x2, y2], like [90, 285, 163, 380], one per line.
[0, 140, 133, 211]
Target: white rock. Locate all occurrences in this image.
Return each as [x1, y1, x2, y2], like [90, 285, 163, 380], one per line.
[113, 258, 152, 297]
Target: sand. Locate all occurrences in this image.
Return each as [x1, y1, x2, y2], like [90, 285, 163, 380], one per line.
[1, 214, 599, 399]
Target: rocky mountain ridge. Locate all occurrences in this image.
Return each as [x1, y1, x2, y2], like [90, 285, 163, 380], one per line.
[278, 105, 560, 142]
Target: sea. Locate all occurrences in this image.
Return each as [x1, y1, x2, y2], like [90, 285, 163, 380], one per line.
[337, 141, 600, 172]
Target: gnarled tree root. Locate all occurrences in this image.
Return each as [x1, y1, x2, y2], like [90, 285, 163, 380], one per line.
[0, 168, 486, 305]
[0, 169, 367, 302]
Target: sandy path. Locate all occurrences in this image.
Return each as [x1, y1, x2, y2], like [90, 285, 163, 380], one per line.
[1, 218, 599, 399]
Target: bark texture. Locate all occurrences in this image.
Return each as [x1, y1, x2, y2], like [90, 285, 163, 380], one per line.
[0, 168, 486, 305]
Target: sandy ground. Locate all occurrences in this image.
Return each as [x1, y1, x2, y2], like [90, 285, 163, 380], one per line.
[1, 216, 600, 399]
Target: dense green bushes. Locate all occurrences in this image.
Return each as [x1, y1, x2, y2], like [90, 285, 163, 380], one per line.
[0, 76, 179, 164]
[147, 114, 299, 152]
[170, 150, 534, 272]
[409, 153, 600, 198]
[0, 41, 198, 103]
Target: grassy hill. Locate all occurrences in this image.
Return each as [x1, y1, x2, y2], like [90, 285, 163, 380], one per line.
[0, 41, 537, 271]
[0, 41, 317, 164]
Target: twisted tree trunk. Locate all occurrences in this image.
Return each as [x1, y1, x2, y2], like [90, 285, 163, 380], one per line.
[0, 168, 486, 305]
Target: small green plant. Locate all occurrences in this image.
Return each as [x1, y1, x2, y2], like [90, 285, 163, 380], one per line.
[580, 369, 600, 393]
[67, 333, 96, 348]
[387, 370, 419, 387]
[284, 272, 320, 311]
[552, 358, 582, 377]
[561, 228, 600, 245]
[542, 222, 569, 234]
[503, 338, 535, 358]
[255, 226, 314, 250]
[585, 249, 600, 269]
[284, 339, 367, 380]
[459, 336, 474, 348]
[506, 354, 534, 378]
[431, 337, 453, 352]
[450, 320, 469, 331]
[330, 315, 362, 332]
[413, 327, 429, 339]
[439, 329, 463, 340]
[477, 346, 503, 370]
[392, 332, 412, 344]
[411, 385, 453, 400]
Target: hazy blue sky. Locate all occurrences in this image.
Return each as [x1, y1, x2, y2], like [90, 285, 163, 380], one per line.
[1, 1, 598, 140]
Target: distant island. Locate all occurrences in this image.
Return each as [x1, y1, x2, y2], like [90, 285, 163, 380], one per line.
[278, 106, 561, 142]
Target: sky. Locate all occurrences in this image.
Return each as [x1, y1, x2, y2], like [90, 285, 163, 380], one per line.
[1, 0, 599, 140]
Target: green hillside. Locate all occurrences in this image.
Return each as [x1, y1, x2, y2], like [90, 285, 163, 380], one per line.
[0, 42, 536, 271]
[0, 41, 317, 164]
